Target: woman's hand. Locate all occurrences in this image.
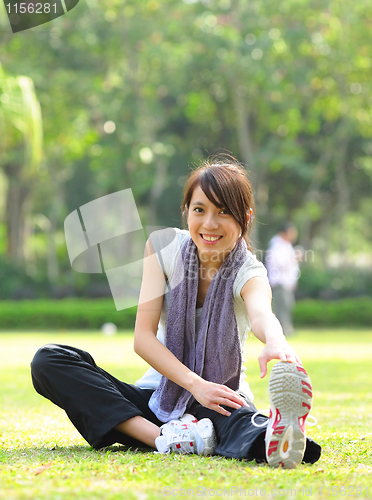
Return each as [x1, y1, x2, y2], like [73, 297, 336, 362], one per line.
[189, 378, 249, 417]
[258, 337, 302, 378]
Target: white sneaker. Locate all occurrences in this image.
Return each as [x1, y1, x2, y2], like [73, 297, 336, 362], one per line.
[264, 361, 314, 469]
[192, 418, 217, 455]
[178, 413, 198, 425]
[155, 414, 217, 456]
[155, 414, 197, 454]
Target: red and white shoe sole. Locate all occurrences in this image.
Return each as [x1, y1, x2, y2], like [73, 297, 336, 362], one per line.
[266, 362, 313, 469]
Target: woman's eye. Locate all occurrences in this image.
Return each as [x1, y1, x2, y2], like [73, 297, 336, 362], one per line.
[193, 207, 229, 214]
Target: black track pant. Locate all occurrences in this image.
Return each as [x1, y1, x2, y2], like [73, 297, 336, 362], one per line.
[30, 344, 321, 463]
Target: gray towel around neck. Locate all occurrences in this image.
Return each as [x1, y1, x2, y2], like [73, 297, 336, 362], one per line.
[148, 233, 248, 422]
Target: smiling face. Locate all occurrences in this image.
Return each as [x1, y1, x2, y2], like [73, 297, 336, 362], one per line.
[187, 184, 242, 268]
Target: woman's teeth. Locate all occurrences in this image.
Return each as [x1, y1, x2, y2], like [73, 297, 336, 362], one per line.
[201, 235, 222, 242]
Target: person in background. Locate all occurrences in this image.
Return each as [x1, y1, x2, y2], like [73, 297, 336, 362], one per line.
[266, 222, 301, 336]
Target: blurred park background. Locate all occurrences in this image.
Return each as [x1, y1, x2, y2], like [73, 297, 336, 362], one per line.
[0, 0, 372, 328]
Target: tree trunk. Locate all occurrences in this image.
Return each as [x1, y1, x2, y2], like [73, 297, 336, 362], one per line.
[332, 123, 350, 261]
[147, 156, 168, 227]
[47, 206, 60, 284]
[3, 162, 30, 264]
[299, 147, 333, 251]
[232, 90, 254, 170]
[299, 121, 350, 261]
[232, 89, 268, 250]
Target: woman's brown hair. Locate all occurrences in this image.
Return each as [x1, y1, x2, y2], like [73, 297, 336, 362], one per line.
[181, 154, 256, 251]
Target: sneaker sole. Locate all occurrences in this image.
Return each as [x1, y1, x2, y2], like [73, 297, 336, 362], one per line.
[266, 362, 313, 469]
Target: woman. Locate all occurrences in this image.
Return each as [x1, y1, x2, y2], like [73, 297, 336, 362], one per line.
[31, 155, 321, 468]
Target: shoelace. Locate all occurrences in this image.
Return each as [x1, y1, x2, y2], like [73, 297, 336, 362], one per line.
[167, 422, 195, 450]
[250, 410, 318, 428]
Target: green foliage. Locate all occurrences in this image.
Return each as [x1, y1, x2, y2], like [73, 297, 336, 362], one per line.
[0, 63, 43, 173]
[0, 256, 42, 299]
[0, 299, 136, 329]
[0, 0, 372, 288]
[1, 297, 372, 329]
[294, 297, 372, 327]
[298, 265, 372, 299]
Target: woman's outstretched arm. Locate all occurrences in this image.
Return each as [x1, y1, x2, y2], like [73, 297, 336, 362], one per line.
[133, 239, 248, 416]
[240, 277, 302, 378]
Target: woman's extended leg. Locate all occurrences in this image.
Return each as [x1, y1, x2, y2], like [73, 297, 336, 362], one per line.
[31, 344, 163, 449]
[190, 401, 268, 461]
[190, 401, 321, 464]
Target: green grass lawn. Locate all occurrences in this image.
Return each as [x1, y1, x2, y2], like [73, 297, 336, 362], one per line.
[0, 329, 371, 500]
